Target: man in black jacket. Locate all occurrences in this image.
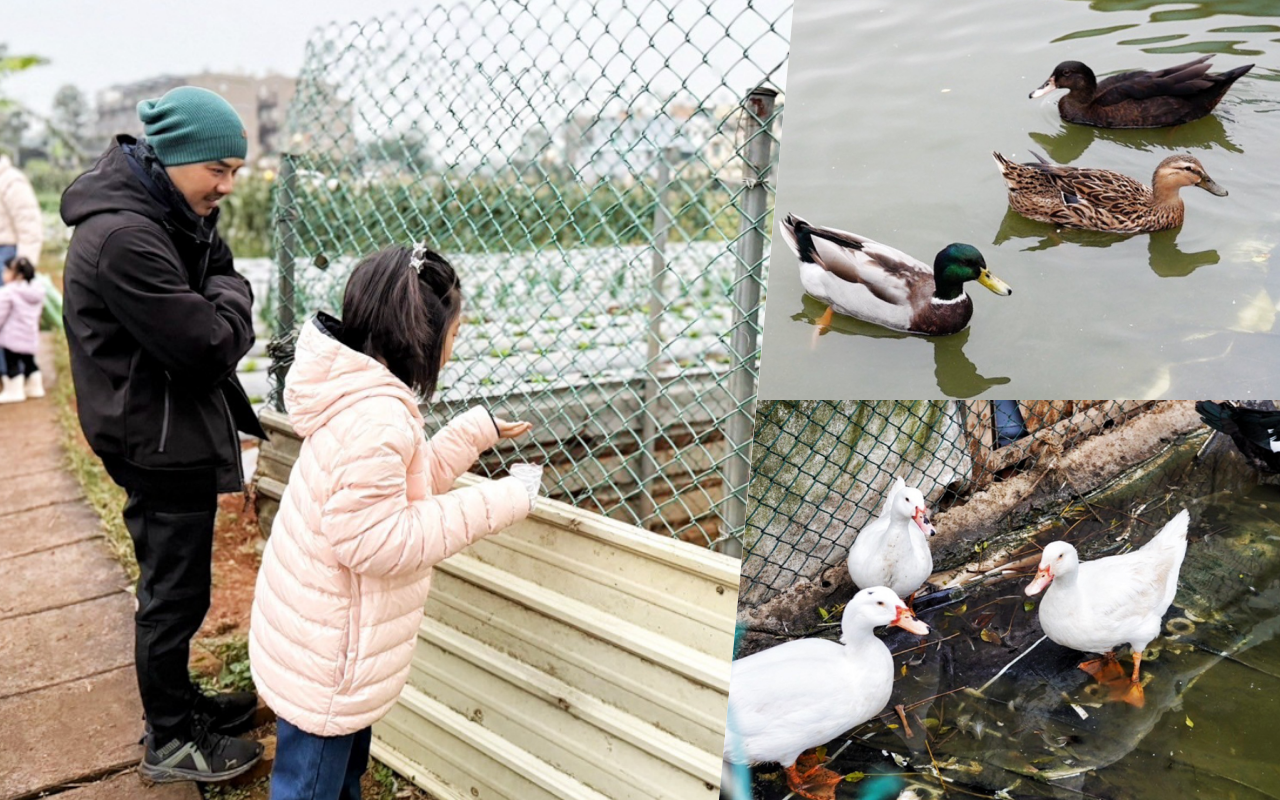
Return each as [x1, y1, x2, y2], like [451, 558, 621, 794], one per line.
[62, 86, 267, 783]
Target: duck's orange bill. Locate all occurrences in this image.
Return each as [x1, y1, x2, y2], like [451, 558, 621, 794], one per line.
[892, 605, 929, 636]
[912, 507, 937, 538]
[1025, 566, 1053, 596]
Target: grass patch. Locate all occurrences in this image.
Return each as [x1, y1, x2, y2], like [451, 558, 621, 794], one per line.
[192, 634, 255, 694]
[203, 779, 270, 800]
[51, 327, 137, 582]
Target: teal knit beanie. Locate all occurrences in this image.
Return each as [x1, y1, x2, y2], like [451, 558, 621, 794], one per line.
[137, 86, 248, 166]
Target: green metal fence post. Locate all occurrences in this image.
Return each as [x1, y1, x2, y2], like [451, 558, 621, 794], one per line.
[637, 146, 678, 526]
[270, 153, 299, 412]
[721, 86, 779, 556]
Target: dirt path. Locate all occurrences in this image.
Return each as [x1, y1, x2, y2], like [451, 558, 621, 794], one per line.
[0, 335, 198, 800]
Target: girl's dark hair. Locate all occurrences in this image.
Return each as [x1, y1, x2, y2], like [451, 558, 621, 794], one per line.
[6, 257, 35, 282]
[339, 244, 463, 401]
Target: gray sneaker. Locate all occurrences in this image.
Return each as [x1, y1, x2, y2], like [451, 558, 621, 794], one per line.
[139, 728, 263, 783]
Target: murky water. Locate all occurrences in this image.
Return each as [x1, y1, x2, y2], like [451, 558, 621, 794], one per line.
[759, 0, 1280, 399]
[740, 436, 1280, 799]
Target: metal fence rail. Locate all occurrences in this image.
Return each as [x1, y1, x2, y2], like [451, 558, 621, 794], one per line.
[267, 0, 790, 547]
[740, 400, 1155, 608]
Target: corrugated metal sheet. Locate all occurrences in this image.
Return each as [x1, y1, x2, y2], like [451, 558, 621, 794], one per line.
[255, 409, 737, 799]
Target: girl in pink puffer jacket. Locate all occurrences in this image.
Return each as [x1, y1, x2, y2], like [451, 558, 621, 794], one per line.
[0, 256, 47, 404]
[249, 245, 540, 800]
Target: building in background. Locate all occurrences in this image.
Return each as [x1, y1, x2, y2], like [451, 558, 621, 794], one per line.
[94, 72, 298, 164]
[524, 102, 777, 186]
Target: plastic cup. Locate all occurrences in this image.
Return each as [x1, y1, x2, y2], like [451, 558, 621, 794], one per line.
[509, 463, 544, 498]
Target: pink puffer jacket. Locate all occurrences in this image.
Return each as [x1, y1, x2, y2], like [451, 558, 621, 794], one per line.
[249, 316, 531, 736]
[0, 279, 46, 355]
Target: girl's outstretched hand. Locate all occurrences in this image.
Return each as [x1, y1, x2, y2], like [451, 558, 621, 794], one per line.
[494, 417, 533, 439]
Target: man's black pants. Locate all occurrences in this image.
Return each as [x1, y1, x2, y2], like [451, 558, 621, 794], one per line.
[123, 485, 217, 741]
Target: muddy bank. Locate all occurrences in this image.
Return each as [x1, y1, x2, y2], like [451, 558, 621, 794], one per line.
[739, 402, 1208, 648]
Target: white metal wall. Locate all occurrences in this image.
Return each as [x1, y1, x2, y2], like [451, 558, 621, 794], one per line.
[255, 410, 737, 799]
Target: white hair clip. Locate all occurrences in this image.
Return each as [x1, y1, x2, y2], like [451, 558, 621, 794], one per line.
[409, 242, 427, 273]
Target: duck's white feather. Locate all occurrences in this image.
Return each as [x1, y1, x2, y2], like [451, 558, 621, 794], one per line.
[724, 636, 893, 767]
[782, 218, 934, 331]
[847, 478, 934, 597]
[796, 262, 917, 331]
[723, 587, 913, 771]
[1038, 510, 1188, 655]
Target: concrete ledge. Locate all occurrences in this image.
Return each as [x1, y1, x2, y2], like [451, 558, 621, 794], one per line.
[0, 539, 128, 620]
[0, 667, 144, 800]
[41, 769, 200, 800]
[0, 502, 102, 561]
[0, 593, 135, 699]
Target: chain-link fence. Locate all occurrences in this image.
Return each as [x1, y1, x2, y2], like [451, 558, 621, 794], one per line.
[265, 0, 791, 548]
[740, 400, 1157, 608]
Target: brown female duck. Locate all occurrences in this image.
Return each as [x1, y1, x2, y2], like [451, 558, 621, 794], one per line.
[1031, 56, 1253, 128]
[993, 151, 1227, 233]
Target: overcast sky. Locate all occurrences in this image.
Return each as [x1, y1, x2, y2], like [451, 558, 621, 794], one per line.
[5, 0, 449, 116]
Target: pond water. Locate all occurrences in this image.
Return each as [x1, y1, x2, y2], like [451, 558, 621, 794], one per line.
[758, 0, 1280, 399]
[738, 434, 1280, 799]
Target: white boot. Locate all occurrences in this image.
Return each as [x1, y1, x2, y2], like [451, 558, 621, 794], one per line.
[24, 371, 44, 399]
[0, 375, 26, 404]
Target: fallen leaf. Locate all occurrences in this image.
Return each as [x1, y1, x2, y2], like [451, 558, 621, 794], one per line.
[844, 772, 866, 783]
[1186, 715, 1194, 728]
[1024, 600, 1036, 612]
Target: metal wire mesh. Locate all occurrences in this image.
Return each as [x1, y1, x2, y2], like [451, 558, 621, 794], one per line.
[266, 0, 791, 546]
[740, 400, 1156, 608]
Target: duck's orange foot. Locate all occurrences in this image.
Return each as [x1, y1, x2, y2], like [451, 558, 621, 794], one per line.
[785, 753, 843, 800]
[903, 590, 918, 613]
[1078, 652, 1124, 683]
[817, 306, 834, 331]
[1121, 680, 1146, 708]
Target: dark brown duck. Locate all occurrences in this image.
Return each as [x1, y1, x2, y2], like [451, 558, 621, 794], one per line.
[1031, 56, 1253, 129]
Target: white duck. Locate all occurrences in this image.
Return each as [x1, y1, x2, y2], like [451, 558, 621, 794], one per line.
[1025, 509, 1189, 707]
[848, 477, 937, 599]
[723, 587, 929, 800]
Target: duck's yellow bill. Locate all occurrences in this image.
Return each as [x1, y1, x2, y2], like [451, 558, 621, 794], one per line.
[978, 270, 1013, 296]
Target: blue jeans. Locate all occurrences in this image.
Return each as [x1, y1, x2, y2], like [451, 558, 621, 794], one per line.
[271, 718, 372, 800]
[0, 244, 15, 284]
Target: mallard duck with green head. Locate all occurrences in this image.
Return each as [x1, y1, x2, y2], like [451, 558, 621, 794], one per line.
[993, 151, 1227, 233]
[780, 214, 1012, 336]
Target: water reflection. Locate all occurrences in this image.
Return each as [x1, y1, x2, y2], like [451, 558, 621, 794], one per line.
[1078, 0, 1280, 23]
[1147, 228, 1220, 276]
[793, 295, 1011, 398]
[1027, 112, 1242, 164]
[1142, 39, 1266, 56]
[992, 208, 1221, 276]
[1052, 23, 1141, 42]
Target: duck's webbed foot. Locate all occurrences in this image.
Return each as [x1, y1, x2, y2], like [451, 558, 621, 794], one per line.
[784, 751, 844, 800]
[1078, 651, 1124, 682]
